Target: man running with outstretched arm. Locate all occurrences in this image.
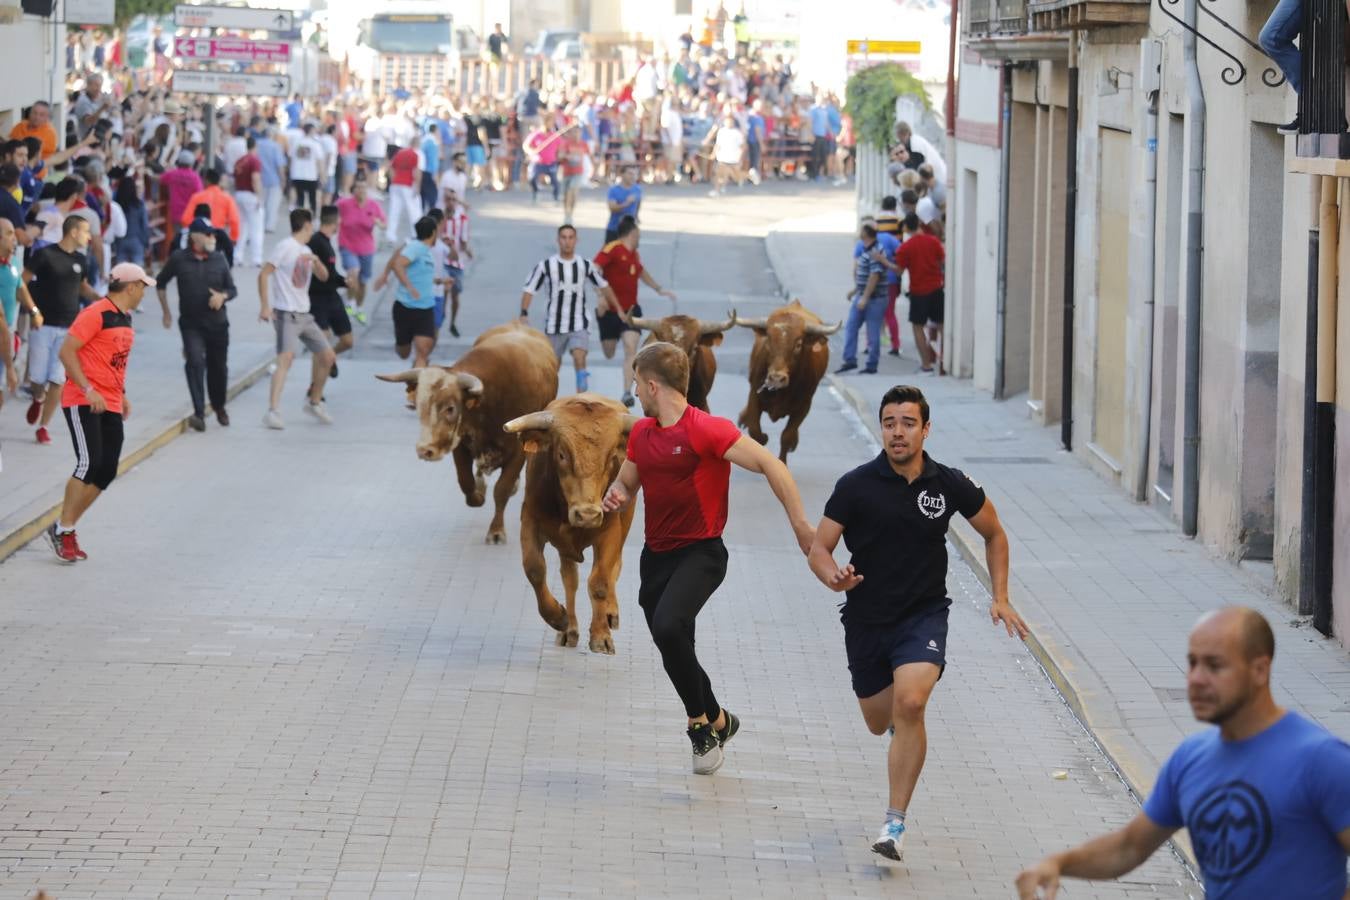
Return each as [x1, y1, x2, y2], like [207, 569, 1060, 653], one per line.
[602, 341, 814, 775]
[807, 384, 1028, 861]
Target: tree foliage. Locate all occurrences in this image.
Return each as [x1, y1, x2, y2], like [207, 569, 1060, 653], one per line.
[113, 0, 176, 29]
[845, 64, 932, 149]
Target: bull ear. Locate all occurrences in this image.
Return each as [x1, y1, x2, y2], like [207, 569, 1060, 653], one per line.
[698, 333, 725, 347]
[376, 370, 421, 385]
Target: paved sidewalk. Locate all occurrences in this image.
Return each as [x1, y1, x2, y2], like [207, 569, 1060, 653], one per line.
[765, 202, 1350, 813]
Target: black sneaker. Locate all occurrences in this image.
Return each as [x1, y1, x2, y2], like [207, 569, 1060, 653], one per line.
[835, 361, 858, 374]
[860, 367, 878, 374]
[688, 722, 724, 775]
[1277, 116, 1300, 135]
[450, 324, 460, 337]
[330, 361, 339, 379]
[187, 414, 206, 432]
[716, 710, 739, 747]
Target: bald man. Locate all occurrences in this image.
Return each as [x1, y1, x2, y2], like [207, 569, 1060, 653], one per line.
[1015, 607, 1350, 899]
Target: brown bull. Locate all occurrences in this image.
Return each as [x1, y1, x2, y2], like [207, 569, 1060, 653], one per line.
[377, 323, 559, 544]
[628, 311, 736, 412]
[736, 299, 842, 463]
[505, 394, 638, 654]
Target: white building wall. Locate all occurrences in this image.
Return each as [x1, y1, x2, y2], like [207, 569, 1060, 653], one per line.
[0, 10, 64, 134]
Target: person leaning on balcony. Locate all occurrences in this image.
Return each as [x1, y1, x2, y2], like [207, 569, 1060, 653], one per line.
[1259, 0, 1303, 134]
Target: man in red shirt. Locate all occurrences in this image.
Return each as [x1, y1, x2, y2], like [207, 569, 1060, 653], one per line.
[49, 262, 154, 562]
[233, 136, 265, 266]
[878, 212, 945, 374]
[593, 216, 676, 407]
[387, 145, 421, 246]
[602, 342, 814, 775]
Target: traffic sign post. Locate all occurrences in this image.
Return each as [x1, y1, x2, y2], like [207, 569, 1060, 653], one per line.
[174, 37, 291, 63]
[173, 4, 294, 32]
[172, 70, 292, 98]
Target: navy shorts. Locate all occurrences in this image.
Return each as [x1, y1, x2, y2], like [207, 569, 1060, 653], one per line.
[844, 600, 950, 698]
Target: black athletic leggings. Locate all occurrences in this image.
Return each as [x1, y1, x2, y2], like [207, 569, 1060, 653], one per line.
[638, 537, 729, 720]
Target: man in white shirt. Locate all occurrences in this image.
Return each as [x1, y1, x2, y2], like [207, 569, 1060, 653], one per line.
[519, 223, 618, 394]
[221, 126, 249, 180]
[288, 123, 325, 214]
[438, 153, 469, 210]
[706, 113, 746, 197]
[257, 208, 335, 429]
[660, 100, 685, 183]
[318, 124, 340, 205]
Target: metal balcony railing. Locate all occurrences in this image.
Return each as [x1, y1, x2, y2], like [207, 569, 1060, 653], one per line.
[967, 0, 993, 35]
[968, 0, 1029, 35]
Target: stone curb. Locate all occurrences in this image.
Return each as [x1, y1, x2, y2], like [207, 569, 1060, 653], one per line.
[0, 352, 274, 566]
[766, 227, 1199, 872]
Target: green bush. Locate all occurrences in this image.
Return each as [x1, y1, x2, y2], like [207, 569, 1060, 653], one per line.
[845, 64, 932, 148]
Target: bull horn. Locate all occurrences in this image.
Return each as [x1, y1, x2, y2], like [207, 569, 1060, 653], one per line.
[699, 309, 737, 334]
[628, 316, 657, 331]
[735, 316, 768, 330]
[375, 370, 421, 385]
[805, 320, 844, 336]
[503, 411, 555, 433]
[456, 371, 484, 396]
[621, 414, 641, 434]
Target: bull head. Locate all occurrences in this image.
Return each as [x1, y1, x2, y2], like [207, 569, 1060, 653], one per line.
[736, 303, 842, 393]
[377, 368, 485, 461]
[506, 399, 639, 529]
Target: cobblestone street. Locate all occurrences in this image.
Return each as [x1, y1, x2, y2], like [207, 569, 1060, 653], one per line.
[0, 185, 1198, 898]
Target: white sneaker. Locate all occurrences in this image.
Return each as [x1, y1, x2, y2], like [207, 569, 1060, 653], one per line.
[748, 168, 761, 185]
[262, 408, 284, 430]
[304, 400, 334, 424]
[708, 188, 720, 197]
[872, 818, 906, 860]
[688, 723, 724, 775]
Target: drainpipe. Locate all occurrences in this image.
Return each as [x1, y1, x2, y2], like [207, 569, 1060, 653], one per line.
[1133, 54, 1160, 502]
[1299, 178, 1321, 616]
[1180, 0, 1206, 537]
[994, 60, 1012, 400]
[1311, 176, 1338, 635]
[1060, 37, 1078, 450]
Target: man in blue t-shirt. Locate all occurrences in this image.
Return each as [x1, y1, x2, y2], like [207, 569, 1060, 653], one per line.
[1016, 606, 1350, 900]
[604, 166, 642, 244]
[389, 216, 439, 369]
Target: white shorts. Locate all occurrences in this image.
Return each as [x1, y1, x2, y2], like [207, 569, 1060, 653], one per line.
[548, 330, 589, 358]
[27, 324, 68, 385]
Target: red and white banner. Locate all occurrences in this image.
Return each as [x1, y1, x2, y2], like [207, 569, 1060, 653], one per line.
[174, 37, 291, 63]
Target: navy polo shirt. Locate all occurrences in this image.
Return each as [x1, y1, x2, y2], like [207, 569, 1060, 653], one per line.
[823, 451, 987, 625]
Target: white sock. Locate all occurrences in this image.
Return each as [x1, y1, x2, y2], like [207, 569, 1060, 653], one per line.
[55, 521, 74, 534]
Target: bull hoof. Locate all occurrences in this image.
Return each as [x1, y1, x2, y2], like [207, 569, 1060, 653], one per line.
[466, 492, 486, 508]
[485, 529, 507, 545]
[751, 432, 768, 446]
[607, 611, 620, 630]
[589, 634, 616, 655]
[556, 628, 580, 648]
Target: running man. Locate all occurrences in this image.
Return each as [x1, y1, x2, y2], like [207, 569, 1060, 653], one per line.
[520, 223, 617, 394]
[1016, 607, 1350, 900]
[440, 191, 472, 338]
[258, 208, 334, 429]
[336, 178, 385, 324]
[47, 263, 155, 562]
[807, 384, 1028, 861]
[593, 215, 676, 407]
[307, 205, 353, 377]
[388, 215, 439, 369]
[602, 342, 814, 774]
[604, 165, 642, 245]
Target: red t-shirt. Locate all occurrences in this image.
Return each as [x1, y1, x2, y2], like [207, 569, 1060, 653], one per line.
[390, 147, 419, 186]
[627, 405, 741, 552]
[594, 241, 643, 311]
[233, 153, 261, 193]
[894, 232, 945, 296]
[61, 298, 134, 414]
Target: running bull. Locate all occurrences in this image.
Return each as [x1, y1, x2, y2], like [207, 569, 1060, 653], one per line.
[627, 311, 737, 412]
[505, 394, 638, 654]
[736, 299, 841, 463]
[378, 323, 559, 544]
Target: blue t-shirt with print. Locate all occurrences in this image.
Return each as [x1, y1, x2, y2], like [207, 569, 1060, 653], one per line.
[606, 184, 642, 230]
[0, 255, 19, 327]
[855, 232, 901, 286]
[1143, 711, 1350, 900]
[396, 240, 436, 310]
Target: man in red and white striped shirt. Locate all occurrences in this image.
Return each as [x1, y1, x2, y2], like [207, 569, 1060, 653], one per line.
[438, 192, 472, 338]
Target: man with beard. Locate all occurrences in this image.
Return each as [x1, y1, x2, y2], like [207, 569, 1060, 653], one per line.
[1016, 606, 1350, 899]
[807, 384, 1028, 862]
[602, 342, 814, 776]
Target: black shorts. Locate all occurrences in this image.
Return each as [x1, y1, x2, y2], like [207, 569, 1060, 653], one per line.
[908, 288, 945, 325]
[597, 303, 641, 342]
[392, 301, 436, 346]
[310, 293, 352, 337]
[64, 405, 125, 491]
[844, 600, 950, 698]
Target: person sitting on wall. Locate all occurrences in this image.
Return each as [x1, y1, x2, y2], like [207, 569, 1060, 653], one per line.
[1259, 0, 1303, 135]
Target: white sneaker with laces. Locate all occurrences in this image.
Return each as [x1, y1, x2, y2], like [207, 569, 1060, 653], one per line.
[872, 818, 906, 860]
[262, 408, 285, 430]
[304, 401, 334, 424]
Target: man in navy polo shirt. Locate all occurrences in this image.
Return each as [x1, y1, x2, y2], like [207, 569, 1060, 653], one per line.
[808, 383, 1028, 861]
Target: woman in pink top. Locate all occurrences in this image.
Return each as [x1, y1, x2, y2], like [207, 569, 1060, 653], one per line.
[334, 178, 386, 316]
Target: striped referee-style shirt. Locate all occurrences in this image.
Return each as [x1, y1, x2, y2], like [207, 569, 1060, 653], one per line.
[522, 254, 609, 335]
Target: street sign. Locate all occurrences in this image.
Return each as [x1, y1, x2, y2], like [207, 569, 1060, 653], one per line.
[173, 4, 294, 32]
[172, 70, 292, 97]
[846, 39, 922, 55]
[174, 37, 291, 63]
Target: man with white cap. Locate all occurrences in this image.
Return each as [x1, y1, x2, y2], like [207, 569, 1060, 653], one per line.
[47, 261, 155, 563]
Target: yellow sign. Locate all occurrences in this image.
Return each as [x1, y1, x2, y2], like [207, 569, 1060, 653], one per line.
[847, 39, 922, 55]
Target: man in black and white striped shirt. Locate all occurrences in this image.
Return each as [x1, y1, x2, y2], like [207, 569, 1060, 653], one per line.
[520, 224, 618, 393]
